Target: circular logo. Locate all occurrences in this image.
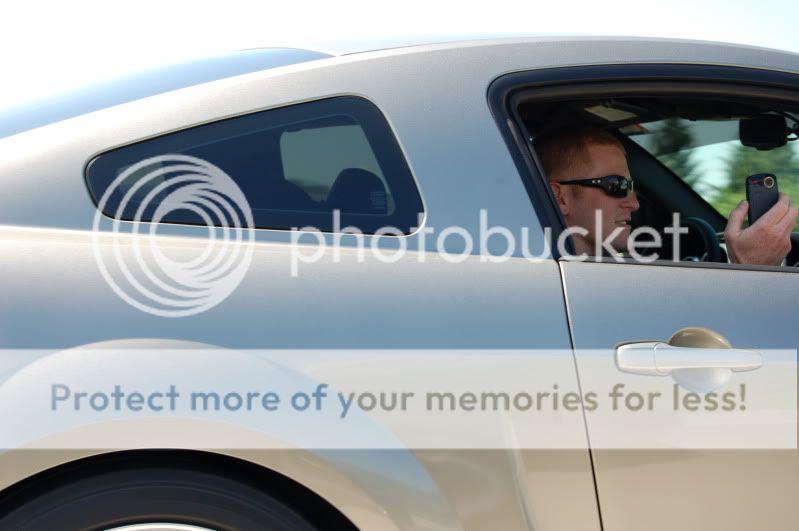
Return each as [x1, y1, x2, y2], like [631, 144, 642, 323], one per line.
[92, 154, 255, 317]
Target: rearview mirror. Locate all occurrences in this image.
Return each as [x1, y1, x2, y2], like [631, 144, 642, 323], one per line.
[739, 115, 787, 150]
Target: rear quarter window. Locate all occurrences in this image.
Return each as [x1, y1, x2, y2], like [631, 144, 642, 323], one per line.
[86, 96, 423, 234]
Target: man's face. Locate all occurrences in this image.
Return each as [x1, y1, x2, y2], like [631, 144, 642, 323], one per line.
[551, 143, 640, 254]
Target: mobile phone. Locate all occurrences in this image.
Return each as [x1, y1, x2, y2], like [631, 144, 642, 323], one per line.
[746, 173, 779, 225]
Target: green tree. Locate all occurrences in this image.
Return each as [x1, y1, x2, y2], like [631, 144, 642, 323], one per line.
[652, 118, 700, 187]
[711, 142, 799, 221]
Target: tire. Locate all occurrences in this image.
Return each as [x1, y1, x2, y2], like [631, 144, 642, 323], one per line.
[0, 467, 319, 531]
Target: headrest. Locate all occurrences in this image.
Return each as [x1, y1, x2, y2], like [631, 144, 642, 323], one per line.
[327, 168, 388, 214]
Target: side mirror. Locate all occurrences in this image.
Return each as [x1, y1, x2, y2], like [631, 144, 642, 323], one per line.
[739, 115, 787, 150]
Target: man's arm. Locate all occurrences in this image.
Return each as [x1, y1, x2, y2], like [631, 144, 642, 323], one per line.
[724, 192, 798, 266]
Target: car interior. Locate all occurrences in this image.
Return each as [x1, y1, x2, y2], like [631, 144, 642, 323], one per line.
[518, 95, 799, 266]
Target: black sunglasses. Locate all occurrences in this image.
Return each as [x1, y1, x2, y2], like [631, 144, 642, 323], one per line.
[559, 175, 634, 198]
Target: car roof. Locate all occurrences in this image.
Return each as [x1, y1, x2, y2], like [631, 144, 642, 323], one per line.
[2, 35, 798, 140]
[282, 33, 798, 57]
[0, 47, 331, 139]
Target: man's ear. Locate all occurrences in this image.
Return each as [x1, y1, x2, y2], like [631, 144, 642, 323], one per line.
[549, 182, 570, 216]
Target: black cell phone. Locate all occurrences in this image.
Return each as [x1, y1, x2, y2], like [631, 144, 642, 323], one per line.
[746, 173, 779, 225]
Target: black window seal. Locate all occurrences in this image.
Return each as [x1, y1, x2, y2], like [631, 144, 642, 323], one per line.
[487, 63, 799, 266]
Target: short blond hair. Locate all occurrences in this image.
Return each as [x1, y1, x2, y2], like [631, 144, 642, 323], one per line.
[533, 127, 625, 181]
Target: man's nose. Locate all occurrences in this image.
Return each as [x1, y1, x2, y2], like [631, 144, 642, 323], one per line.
[623, 192, 640, 212]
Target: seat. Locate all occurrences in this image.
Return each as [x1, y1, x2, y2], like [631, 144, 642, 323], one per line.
[326, 168, 388, 215]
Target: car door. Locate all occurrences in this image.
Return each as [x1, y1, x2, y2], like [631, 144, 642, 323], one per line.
[493, 63, 799, 531]
[562, 260, 797, 531]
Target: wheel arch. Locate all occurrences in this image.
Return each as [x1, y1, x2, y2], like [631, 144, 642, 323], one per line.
[0, 448, 359, 530]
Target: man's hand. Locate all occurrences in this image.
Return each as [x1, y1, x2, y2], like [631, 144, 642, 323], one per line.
[724, 192, 798, 266]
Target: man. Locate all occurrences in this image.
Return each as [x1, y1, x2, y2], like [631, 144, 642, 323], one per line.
[534, 127, 797, 265]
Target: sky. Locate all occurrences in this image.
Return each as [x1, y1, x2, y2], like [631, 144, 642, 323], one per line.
[1, 0, 798, 109]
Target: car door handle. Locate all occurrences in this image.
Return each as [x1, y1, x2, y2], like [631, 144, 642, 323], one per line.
[616, 342, 763, 376]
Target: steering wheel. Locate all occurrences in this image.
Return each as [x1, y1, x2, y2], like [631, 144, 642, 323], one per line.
[680, 217, 724, 262]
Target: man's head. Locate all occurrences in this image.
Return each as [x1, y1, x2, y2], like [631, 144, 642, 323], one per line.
[534, 126, 640, 255]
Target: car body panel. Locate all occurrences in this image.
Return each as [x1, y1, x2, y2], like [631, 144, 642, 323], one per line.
[1, 37, 798, 530]
[561, 260, 799, 531]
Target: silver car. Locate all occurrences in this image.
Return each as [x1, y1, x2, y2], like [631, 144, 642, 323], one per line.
[0, 36, 797, 530]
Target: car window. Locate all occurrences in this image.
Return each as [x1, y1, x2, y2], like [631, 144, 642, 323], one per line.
[628, 117, 799, 224]
[281, 124, 395, 213]
[86, 96, 422, 234]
